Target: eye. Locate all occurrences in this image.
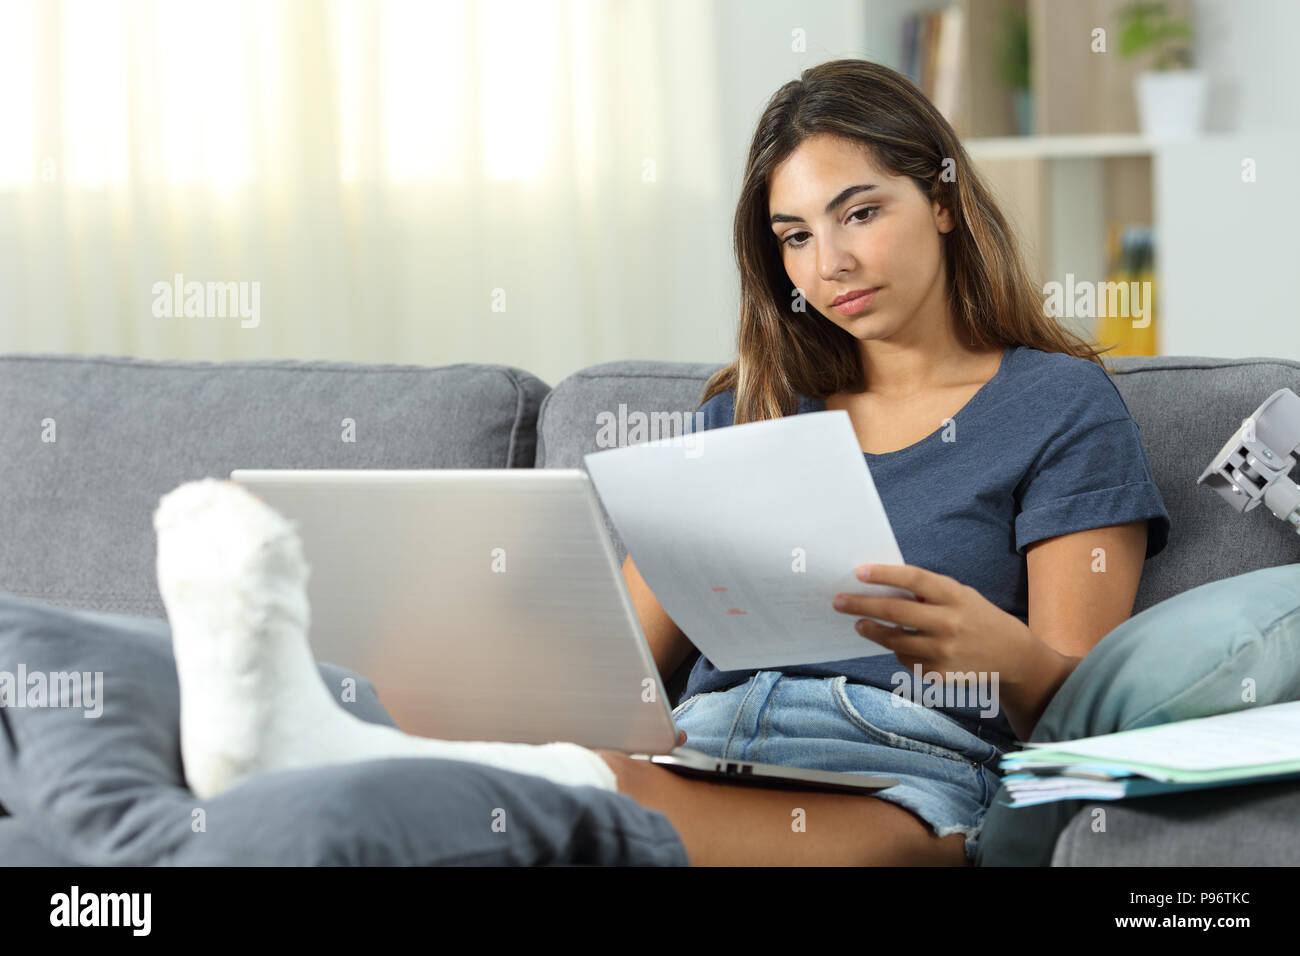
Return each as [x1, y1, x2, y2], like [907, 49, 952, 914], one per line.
[781, 206, 879, 249]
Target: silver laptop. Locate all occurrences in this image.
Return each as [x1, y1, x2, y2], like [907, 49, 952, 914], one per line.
[228, 468, 898, 796]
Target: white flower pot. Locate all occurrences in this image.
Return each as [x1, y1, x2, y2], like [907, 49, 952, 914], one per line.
[1135, 69, 1209, 140]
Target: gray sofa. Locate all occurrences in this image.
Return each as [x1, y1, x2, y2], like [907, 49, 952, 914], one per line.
[2, 350, 1298, 865]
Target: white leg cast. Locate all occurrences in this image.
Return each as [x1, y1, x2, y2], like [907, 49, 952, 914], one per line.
[153, 478, 616, 799]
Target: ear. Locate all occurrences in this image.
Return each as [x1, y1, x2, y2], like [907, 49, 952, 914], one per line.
[932, 199, 956, 235]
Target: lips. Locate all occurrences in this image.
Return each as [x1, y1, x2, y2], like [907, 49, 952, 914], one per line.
[830, 288, 881, 316]
[831, 287, 879, 306]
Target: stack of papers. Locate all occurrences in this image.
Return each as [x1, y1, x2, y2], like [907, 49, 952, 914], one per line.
[999, 700, 1300, 807]
[583, 408, 915, 671]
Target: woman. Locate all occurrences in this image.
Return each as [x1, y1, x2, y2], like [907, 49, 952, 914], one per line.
[593, 58, 1170, 865]
[157, 59, 1170, 867]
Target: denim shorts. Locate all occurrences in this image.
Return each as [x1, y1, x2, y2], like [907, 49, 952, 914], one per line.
[670, 670, 1008, 864]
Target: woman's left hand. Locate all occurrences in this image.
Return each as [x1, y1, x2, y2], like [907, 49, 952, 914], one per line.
[832, 563, 1034, 683]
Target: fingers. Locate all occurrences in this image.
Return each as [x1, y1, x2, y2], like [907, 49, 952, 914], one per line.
[834, 594, 934, 631]
[858, 563, 958, 604]
[858, 621, 931, 660]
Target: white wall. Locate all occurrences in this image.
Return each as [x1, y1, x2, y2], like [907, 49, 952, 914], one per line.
[1157, 1, 1300, 358]
[1157, 133, 1300, 359]
[1193, 0, 1300, 134]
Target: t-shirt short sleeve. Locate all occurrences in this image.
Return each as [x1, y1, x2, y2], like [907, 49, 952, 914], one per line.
[1014, 364, 1171, 559]
[691, 388, 735, 433]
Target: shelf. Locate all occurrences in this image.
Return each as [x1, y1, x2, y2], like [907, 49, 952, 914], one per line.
[964, 134, 1158, 161]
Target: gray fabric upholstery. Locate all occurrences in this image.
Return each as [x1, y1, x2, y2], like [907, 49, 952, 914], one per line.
[0, 592, 687, 866]
[0, 354, 548, 620]
[1104, 354, 1300, 613]
[535, 360, 716, 566]
[0, 818, 83, 866]
[1052, 776, 1300, 866]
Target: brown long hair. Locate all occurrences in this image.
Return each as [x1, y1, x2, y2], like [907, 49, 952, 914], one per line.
[701, 58, 1112, 423]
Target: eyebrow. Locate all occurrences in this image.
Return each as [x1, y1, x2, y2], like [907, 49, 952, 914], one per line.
[769, 184, 878, 226]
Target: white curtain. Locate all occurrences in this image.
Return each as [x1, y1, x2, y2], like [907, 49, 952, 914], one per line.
[0, 0, 731, 386]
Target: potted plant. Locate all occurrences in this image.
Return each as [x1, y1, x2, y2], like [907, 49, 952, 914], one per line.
[1117, 1, 1207, 139]
[997, 4, 1032, 135]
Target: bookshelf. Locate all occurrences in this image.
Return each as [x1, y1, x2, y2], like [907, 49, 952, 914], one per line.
[890, 0, 1195, 355]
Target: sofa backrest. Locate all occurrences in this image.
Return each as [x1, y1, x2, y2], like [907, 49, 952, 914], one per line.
[0, 354, 547, 618]
[1105, 353, 1300, 611]
[536, 354, 1300, 618]
[535, 360, 715, 568]
[4, 350, 1297, 627]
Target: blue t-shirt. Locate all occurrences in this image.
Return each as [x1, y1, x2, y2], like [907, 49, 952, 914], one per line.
[679, 345, 1172, 752]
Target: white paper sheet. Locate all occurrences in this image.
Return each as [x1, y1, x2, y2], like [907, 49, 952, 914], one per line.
[583, 409, 916, 671]
[1019, 700, 1300, 771]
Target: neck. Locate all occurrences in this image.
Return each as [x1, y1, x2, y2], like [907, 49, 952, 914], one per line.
[858, 340, 999, 399]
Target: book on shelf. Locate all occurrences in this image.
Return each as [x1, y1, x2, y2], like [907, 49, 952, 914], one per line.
[901, 5, 964, 124]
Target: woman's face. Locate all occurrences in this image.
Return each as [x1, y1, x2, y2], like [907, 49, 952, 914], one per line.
[767, 133, 954, 340]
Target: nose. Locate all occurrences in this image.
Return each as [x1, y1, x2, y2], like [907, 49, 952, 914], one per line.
[817, 236, 856, 286]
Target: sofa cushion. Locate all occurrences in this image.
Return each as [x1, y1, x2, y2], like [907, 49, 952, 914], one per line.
[0, 817, 84, 866]
[0, 592, 688, 866]
[1051, 774, 1300, 865]
[1103, 354, 1300, 615]
[0, 590, 389, 860]
[0, 355, 549, 618]
[977, 562, 1300, 866]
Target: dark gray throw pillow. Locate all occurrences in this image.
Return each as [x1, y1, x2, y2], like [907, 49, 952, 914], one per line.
[0, 592, 687, 866]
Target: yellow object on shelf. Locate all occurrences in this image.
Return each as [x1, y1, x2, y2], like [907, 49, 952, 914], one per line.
[1095, 224, 1158, 357]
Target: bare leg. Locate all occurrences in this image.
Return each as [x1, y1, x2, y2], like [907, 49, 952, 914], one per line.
[595, 750, 970, 866]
